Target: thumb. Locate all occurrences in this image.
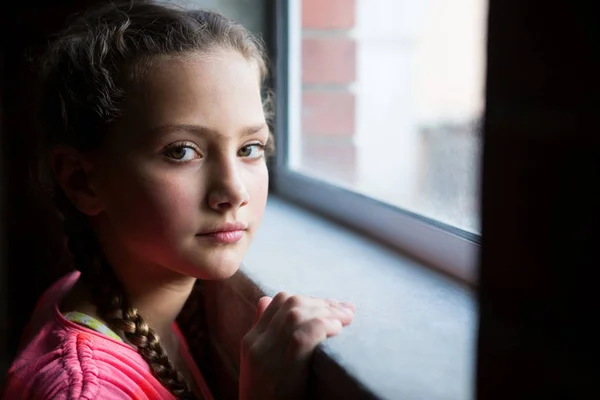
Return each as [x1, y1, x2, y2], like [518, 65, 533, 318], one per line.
[254, 296, 273, 323]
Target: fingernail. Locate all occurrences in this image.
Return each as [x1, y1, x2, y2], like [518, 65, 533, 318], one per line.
[341, 306, 354, 315]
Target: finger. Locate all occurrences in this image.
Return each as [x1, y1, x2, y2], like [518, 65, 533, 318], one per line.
[314, 303, 355, 327]
[329, 305, 355, 326]
[322, 318, 344, 337]
[325, 301, 355, 325]
[242, 296, 276, 358]
[325, 298, 355, 312]
[286, 318, 341, 361]
[253, 292, 291, 333]
[338, 301, 356, 313]
[271, 299, 354, 335]
[269, 295, 315, 334]
[254, 296, 272, 323]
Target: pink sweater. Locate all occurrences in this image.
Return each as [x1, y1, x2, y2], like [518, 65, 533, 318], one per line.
[2, 271, 214, 400]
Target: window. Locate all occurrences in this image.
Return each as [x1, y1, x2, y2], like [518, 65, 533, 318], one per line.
[272, 0, 486, 283]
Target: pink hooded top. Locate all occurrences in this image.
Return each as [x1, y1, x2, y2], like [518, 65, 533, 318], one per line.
[2, 271, 214, 400]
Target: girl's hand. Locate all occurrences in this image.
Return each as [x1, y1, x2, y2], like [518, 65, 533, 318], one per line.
[239, 292, 355, 400]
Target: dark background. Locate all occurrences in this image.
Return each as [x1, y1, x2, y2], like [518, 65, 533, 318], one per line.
[477, 1, 600, 398]
[0, 1, 106, 379]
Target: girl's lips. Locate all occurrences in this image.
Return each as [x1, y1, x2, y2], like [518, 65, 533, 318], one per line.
[197, 229, 245, 244]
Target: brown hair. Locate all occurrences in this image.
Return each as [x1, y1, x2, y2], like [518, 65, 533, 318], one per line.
[36, 1, 271, 398]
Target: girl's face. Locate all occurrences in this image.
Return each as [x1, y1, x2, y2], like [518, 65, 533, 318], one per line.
[90, 50, 269, 280]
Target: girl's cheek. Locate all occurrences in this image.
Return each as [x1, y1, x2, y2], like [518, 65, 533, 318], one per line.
[153, 177, 201, 211]
[248, 168, 269, 208]
[119, 169, 199, 217]
[245, 162, 268, 184]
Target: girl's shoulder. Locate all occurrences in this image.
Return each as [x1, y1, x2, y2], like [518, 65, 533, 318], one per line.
[2, 272, 174, 400]
[4, 326, 174, 399]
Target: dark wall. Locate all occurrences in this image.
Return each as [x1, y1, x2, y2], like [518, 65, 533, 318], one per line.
[0, 65, 5, 382]
[0, 1, 104, 381]
[477, 1, 600, 399]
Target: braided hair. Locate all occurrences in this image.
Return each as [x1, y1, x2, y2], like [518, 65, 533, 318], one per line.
[35, 2, 270, 398]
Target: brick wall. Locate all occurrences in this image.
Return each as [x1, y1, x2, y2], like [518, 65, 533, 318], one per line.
[300, 0, 357, 184]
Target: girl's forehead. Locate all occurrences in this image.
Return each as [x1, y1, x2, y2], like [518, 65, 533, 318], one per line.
[131, 50, 261, 90]
[123, 51, 262, 110]
[107, 51, 266, 146]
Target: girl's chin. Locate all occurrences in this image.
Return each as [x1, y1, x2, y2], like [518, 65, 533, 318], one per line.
[200, 266, 241, 281]
[181, 259, 243, 281]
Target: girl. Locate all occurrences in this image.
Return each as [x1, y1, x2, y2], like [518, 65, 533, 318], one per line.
[2, 2, 355, 399]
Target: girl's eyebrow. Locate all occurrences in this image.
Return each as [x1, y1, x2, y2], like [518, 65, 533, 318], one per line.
[148, 123, 268, 138]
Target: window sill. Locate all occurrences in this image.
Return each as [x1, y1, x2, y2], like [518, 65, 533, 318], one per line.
[201, 196, 477, 400]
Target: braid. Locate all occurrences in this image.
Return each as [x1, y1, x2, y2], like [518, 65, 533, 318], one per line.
[111, 302, 193, 399]
[62, 198, 197, 399]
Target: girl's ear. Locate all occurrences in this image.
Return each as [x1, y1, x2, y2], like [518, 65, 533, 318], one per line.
[50, 146, 105, 216]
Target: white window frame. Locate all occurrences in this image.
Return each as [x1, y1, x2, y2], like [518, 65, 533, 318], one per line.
[271, 0, 480, 284]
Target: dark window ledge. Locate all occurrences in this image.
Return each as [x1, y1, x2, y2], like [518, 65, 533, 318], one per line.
[201, 196, 476, 400]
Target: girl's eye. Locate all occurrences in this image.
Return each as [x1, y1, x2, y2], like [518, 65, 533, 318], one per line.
[238, 144, 264, 159]
[164, 145, 200, 162]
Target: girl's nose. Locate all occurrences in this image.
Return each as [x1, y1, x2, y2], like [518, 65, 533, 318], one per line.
[207, 168, 249, 211]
